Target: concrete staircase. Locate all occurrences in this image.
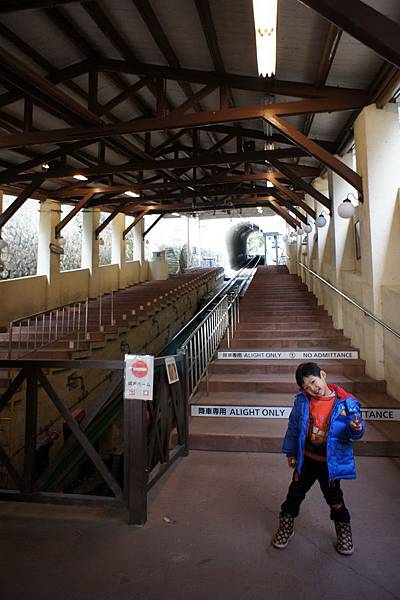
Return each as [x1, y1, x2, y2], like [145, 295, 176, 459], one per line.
[189, 266, 400, 456]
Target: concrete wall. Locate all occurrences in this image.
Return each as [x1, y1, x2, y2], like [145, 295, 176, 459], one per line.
[0, 260, 147, 327]
[297, 104, 400, 401]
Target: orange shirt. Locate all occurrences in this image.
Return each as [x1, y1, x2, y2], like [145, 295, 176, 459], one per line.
[304, 392, 335, 461]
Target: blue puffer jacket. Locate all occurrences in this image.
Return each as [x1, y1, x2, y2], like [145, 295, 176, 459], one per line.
[282, 384, 365, 480]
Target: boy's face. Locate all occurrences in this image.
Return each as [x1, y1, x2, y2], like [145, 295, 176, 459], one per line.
[301, 371, 330, 397]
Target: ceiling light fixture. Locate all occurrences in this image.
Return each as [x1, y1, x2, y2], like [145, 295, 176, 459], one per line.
[125, 190, 140, 198]
[338, 193, 357, 219]
[252, 0, 278, 77]
[73, 174, 88, 181]
[171, 212, 180, 217]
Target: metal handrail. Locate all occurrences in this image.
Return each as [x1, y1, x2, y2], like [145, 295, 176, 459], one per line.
[167, 259, 257, 348]
[298, 262, 400, 340]
[180, 285, 243, 401]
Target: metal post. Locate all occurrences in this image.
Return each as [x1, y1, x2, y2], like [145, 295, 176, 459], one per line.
[8, 320, 13, 360]
[61, 308, 65, 338]
[18, 321, 22, 358]
[26, 319, 30, 353]
[85, 298, 89, 339]
[99, 294, 103, 331]
[34, 316, 38, 350]
[111, 290, 114, 326]
[77, 303, 81, 350]
[48, 312, 52, 343]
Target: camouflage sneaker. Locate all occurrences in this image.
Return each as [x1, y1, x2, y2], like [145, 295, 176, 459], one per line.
[271, 513, 294, 549]
[335, 522, 354, 555]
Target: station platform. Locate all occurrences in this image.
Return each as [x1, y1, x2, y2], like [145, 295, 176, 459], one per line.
[1, 450, 400, 600]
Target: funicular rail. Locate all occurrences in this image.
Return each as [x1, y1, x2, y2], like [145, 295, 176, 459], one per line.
[0, 356, 188, 525]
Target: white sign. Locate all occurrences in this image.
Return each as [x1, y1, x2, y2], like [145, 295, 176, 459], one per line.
[191, 405, 400, 421]
[165, 356, 179, 384]
[217, 350, 359, 360]
[124, 354, 154, 401]
[360, 408, 400, 421]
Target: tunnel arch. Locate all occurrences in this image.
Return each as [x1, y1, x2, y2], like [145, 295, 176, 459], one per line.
[225, 222, 263, 269]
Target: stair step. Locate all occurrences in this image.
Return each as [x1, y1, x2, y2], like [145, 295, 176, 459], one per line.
[200, 373, 386, 394]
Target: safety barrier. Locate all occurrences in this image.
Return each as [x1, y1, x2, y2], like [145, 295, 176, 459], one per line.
[0, 355, 188, 525]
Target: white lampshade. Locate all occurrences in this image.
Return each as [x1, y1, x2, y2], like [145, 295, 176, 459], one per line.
[316, 213, 327, 228]
[296, 227, 304, 235]
[338, 198, 356, 219]
[0, 238, 8, 250]
[57, 236, 66, 247]
[282, 235, 288, 243]
[304, 223, 312, 234]
[98, 237, 105, 246]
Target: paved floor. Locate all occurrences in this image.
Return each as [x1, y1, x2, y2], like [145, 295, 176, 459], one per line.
[2, 451, 400, 600]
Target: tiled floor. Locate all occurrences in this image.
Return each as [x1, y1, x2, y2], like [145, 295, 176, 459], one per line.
[2, 451, 400, 600]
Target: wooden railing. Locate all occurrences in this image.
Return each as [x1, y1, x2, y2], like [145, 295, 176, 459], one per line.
[0, 355, 188, 525]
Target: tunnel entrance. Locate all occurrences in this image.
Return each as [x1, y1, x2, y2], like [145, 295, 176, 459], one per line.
[226, 222, 284, 269]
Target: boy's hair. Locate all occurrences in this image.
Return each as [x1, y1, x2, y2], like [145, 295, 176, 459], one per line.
[295, 362, 322, 388]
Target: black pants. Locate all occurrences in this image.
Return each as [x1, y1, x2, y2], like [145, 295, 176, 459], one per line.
[281, 455, 351, 523]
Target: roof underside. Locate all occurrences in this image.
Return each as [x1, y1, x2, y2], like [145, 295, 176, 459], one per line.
[0, 0, 399, 230]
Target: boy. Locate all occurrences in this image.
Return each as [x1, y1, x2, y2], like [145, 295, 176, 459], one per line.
[271, 362, 365, 555]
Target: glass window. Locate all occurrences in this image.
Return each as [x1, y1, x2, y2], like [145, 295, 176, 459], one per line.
[125, 216, 135, 262]
[60, 204, 82, 272]
[1, 195, 39, 279]
[98, 212, 112, 266]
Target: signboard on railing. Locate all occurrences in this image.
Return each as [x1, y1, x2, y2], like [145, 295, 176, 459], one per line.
[124, 354, 154, 400]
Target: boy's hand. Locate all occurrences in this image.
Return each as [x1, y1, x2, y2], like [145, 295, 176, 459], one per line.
[287, 456, 297, 468]
[350, 415, 362, 431]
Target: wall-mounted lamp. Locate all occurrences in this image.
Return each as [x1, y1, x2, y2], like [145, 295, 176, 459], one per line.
[304, 222, 313, 234]
[0, 237, 9, 251]
[315, 212, 327, 228]
[338, 193, 356, 219]
[57, 236, 66, 248]
[98, 237, 105, 246]
[296, 226, 304, 236]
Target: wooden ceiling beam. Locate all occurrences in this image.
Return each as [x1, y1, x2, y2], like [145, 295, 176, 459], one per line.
[7, 148, 309, 184]
[97, 58, 370, 99]
[269, 192, 308, 225]
[194, 0, 236, 109]
[0, 175, 43, 230]
[298, 0, 400, 69]
[267, 199, 301, 230]
[0, 1, 77, 11]
[303, 23, 342, 136]
[0, 95, 369, 150]
[266, 159, 331, 212]
[266, 114, 362, 193]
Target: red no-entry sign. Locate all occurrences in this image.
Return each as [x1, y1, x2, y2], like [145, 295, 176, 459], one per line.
[132, 359, 148, 378]
[124, 354, 154, 401]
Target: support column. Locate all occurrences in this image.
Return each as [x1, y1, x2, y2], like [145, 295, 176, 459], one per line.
[82, 207, 100, 298]
[37, 199, 61, 308]
[134, 218, 144, 263]
[112, 212, 125, 288]
[328, 153, 357, 329]
[354, 102, 400, 379]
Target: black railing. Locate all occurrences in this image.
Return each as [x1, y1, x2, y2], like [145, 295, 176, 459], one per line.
[0, 355, 188, 525]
